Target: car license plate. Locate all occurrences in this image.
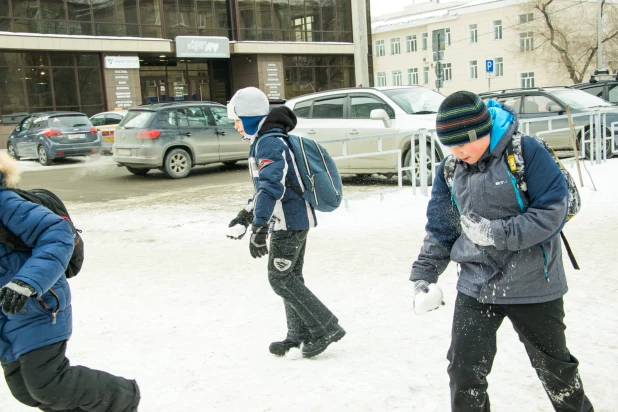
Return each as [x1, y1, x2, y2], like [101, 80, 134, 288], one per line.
[104, 137, 114, 142]
[117, 149, 131, 156]
[69, 134, 85, 139]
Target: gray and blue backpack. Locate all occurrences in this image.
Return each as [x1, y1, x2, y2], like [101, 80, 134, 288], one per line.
[258, 132, 343, 212]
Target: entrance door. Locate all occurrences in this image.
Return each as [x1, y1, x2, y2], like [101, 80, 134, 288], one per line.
[141, 78, 168, 104]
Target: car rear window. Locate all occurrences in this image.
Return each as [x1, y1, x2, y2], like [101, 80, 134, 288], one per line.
[119, 111, 155, 129]
[47, 115, 91, 128]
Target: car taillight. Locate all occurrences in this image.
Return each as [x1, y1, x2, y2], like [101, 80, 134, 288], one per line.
[90, 127, 98, 134]
[102, 130, 115, 137]
[43, 128, 62, 137]
[137, 130, 160, 139]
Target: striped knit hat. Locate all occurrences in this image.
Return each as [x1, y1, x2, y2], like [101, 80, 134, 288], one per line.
[436, 91, 492, 146]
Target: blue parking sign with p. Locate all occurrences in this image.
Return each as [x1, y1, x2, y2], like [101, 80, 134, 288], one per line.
[486, 59, 494, 72]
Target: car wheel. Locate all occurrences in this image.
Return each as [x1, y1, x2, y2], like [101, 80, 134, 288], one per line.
[7, 143, 20, 160]
[578, 128, 613, 159]
[223, 160, 237, 166]
[37, 145, 52, 166]
[403, 144, 439, 186]
[164, 148, 192, 179]
[126, 166, 150, 176]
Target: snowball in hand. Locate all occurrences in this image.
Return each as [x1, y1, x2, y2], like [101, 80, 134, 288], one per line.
[414, 283, 444, 315]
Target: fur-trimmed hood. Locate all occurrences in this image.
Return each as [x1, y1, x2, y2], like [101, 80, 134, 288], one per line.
[0, 152, 22, 189]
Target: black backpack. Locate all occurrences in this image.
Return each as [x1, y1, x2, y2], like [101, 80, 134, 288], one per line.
[0, 188, 84, 278]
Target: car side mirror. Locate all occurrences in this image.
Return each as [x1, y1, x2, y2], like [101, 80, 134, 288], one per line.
[14, 126, 21, 132]
[370, 109, 392, 128]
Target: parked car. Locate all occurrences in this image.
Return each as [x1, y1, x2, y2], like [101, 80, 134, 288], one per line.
[570, 70, 618, 104]
[90, 110, 128, 155]
[7, 112, 100, 165]
[112, 102, 246, 178]
[284, 86, 448, 184]
[479, 87, 618, 155]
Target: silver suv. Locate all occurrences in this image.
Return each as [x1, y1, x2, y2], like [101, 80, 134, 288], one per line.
[112, 102, 246, 178]
[284, 86, 447, 184]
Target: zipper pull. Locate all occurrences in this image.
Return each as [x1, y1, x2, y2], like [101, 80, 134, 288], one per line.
[544, 266, 549, 283]
[52, 313, 57, 325]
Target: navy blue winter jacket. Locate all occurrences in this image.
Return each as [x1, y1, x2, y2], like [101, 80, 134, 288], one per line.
[0, 160, 74, 364]
[247, 107, 317, 231]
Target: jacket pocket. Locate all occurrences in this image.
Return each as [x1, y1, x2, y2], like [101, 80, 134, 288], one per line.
[34, 288, 61, 325]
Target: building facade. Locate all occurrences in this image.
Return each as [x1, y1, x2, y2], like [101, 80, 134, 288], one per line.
[0, 0, 370, 139]
[371, 0, 604, 96]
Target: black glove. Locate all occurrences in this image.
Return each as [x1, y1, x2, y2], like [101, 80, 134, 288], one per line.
[227, 209, 254, 240]
[249, 225, 269, 259]
[0, 280, 36, 315]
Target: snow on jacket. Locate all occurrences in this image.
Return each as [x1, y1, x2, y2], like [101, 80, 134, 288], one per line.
[411, 101, 569, 304]
[0, 153, 74, 364]
[245, 106, 317, 231]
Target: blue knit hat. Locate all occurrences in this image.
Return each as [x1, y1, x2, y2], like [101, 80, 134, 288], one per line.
[227, 87, 269, 136]
[436, 91, 492, 146]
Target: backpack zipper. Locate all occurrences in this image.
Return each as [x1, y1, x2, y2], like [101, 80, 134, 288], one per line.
[540, 245, 549, 282]
[313, 140, 339, 196]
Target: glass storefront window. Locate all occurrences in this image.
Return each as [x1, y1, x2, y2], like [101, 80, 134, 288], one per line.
[139, 0, 161, 25]
[39, 0, 66, 20]
[284, 54, 355, 98]
[0, 52, 103, 123]
[116, 0, 138, 25]
[93, 1, 116, 23]
[0, 2, 9, 16]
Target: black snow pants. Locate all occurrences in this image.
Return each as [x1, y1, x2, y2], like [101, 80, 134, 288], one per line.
[2, 340, 140, 412]
[268, 229, 338, 341]
[447, 293, 593, 412]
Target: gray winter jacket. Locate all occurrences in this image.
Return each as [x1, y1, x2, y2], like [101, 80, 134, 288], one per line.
[411, 102, 569, 304]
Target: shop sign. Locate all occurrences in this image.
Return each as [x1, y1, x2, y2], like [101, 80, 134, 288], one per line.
[113, 70, 134, 108]
[262, 62, 283, 100]
[175, 36, 230, 58]
[104, 56, 140, 69]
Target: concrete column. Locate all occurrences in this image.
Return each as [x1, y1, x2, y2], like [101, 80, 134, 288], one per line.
[351, 0, 370, 87]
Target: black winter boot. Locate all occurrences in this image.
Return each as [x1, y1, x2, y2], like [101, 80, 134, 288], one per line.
[302, 324, 346, 358]
[269, 339, 301, 356]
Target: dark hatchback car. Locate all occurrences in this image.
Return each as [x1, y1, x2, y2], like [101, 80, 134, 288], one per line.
[7, 112, 100, 165]
[112, 102, 246, 178]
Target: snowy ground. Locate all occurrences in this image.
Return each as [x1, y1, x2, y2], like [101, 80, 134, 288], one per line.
[1, 157, 617, 412]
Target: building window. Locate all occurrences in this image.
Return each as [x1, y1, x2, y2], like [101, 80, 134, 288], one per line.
[495, 57, 504, 77]
[422, 32, 428, 50]
[469, 60, 478, 79]
[493, 20, 502, 40]
[406, 34, 417, 52]
[519, 32, 534, 52]
[423, 67, 429, 84]
[519, 13, 534, 24]
[407, 68, 419, 85]
[445, 28, 451, 45]
[0, 51, 104, 123]
[283, 55, 355, 99]
[392, 70, 402, 86]
[375, 39, 385, 57]
[520, 72, 535, 88]
[443, 62, 452, 81]
[469, 24, 478, 43]
[376, 71, 387, 86]
[390, 37, 401, 55]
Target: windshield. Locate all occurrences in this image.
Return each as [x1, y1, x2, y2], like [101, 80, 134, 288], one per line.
[549, 89, 612, 109]
[381, 87, 444, 115]
[47, 115, 91, 128]
[118, 110, 155, 129]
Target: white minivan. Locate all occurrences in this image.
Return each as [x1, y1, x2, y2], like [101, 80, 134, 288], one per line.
[284, 86, 448, 184]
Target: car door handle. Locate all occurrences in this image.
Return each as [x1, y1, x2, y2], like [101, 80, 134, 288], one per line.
[307, 129, 316, 135]
[216, 131, 226, 136]
[349, 130, 359, 135]
[185, 132, 191, 136]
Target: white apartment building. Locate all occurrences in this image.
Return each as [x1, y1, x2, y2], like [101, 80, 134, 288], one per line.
[371, 0, 601, 95]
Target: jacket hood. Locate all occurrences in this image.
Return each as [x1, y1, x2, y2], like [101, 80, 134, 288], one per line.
[0, 152, 21, 189]
[487, 100, 518, 157]
[258, 106, 297, 135]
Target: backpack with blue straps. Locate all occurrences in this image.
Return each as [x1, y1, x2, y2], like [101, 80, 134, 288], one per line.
[443, 133, 581, 269]
[256, 132, 343, 212]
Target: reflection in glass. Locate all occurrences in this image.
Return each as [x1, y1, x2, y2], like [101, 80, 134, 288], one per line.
[139, 0, 161, 25]
[116, 0, 138, 24]
[51, 54, 74, 67]
[67, 0, 92, 22]
[11, 0, 38, 19]
[69, 21, 93, 35]
[0, 2, 9, 16]
[27, 67, 53, 107]
[178, 0, 196, 29]
[42, 19, 67, 34]
[13, 19, 41, 33]
[94, 23, 118, 36]
[78, 68, 103, 105]
[0, 52, 22, 67]
[39, 0, 67, 20]
[52, 67, 78, 107]
[93, 0, 116, 23]
[0, 68, 27, 109]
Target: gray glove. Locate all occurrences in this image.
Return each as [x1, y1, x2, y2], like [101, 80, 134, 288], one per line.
[413, 280, 444, 315]
[0, 280, 35, 315]
[460, 212, 495, 247]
